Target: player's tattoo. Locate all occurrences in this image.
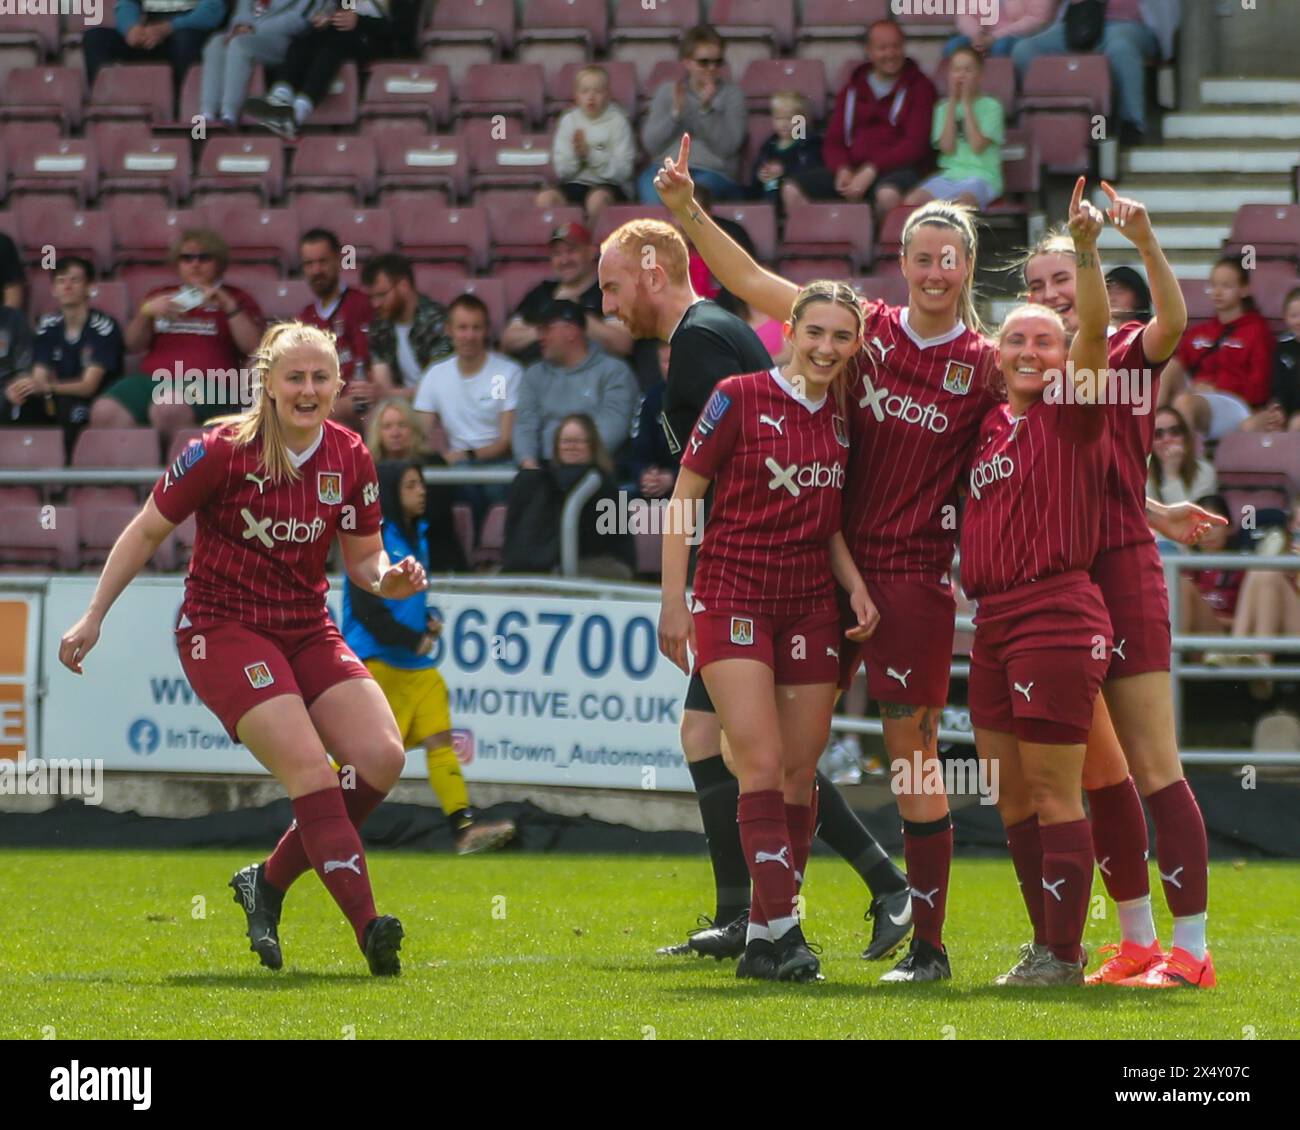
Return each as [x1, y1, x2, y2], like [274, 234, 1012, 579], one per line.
[1075, 250, 1096, 269]
[919, 708, 938, 751]
[689, 210, 704, 225]
[880, 702, 917, 719]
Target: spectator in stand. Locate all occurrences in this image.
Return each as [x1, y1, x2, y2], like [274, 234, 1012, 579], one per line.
[749, 91, 824, 209]
[785, 20, 937, 222]
[83, 0, 226, 88]
[0, 303, 35, 428]
[244, 0, 420, 141]
[0, 232, 23, 310]
[365, 397, 467, 573]
[944, 0, 1055, 57]
[637, 25, 747, 204]
[1269, 286, 1300, 432]
[512, 300, 639, 471]
[21, 258, 126, 456]
[501, 223, 634, 366]
[904, 46, 1004, 210]
[1106, 264, 1153, 326]
[297, 228, 373, 430]
[714, 290, 785, 364]
[1162, 257, 1276, 440]
[1229, 503, 1300, 690]
[502, 414, 636, 579]
[685, 183, 758, 301]
[414, 294, 521, 521]
[1179, 494, 1244, 638]
[200, 0, 319, 130]
[361, 253, 451, 400]
[1012, 0, 1182, 146]
[631, 342, 678, 502]
[90, 229, 264, 444]
[1147, 405, 1217, 506]
[538, 65, 636, 227]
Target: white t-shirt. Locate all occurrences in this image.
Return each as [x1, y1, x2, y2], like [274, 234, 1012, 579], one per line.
[413, 351, 522, 451]
[394, 323, 421, 388]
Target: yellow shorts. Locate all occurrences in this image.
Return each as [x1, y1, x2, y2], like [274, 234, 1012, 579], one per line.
[365, 660, 452, 748]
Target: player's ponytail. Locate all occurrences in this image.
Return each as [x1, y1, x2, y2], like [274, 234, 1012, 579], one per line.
[214, 321, 341, 485]
[790, 280, 864, 419]
[901, 201, 985, 337]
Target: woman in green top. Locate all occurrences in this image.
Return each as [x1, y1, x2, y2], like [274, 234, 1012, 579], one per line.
[905, 47, 1005, 210]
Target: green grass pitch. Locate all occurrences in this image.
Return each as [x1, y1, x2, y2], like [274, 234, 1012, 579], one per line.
[2, 851, 1295, 1040]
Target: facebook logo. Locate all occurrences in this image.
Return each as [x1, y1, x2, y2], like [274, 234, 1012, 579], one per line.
[127, 718, 161, 755]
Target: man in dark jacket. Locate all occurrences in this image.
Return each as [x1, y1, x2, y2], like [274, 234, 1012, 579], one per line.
[786, 20, 937, 221]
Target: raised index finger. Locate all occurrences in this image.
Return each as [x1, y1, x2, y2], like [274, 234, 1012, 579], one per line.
[1100, 180, 1120, 203]
[1069, 176, 1086, 215]
[678, 133, 691, 169]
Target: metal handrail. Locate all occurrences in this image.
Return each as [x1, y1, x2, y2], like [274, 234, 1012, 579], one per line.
[0, 467, 518, 486]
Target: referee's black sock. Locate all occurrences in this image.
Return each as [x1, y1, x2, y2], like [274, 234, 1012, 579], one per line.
[814, 770, 909, 897]
[688, 754, 751, 925]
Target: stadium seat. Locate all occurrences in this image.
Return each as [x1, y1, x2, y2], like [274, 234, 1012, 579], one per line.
[206, 206, 302, 269]
[710, 0, 795, 74]
[795, 0, 886, 80]
[412, 265, 471, 304]
[933, 55, 1017, 116]
[1019, 56, 1110, 174]
[0, 66, 87, 130]
[1223, 205, 1300, 265]
[713, 203, 778, 264]
[779, 203, 875, 275]
[171, 64, 265, 130]
[609, 0, 702, 80]
[0, 13, 60, 91]
[421, 0, 515, 84]
[287, 134, 379, 204]
[634, 500, 665, 576]
[73, 428, 161, 468]
[308, 207, 394, 262]
[164, 429, 205, 466]
[739, 57, 828, 120]
[228, 276, 312, 323]
[457, 62, 547, 128]
[0, 428, 64, 469]
[77, 503, 153, 570]
[0, 505, 79, 571]
[545, 60, 639, 122]
[986, 128, 1042, 215]
[591, 204, 676, 247]
[875, 204, 921, 260]
[390, 201, 489, 270]
[1178, 278, 1215, 323]
[87, 64, 174, 125]
[465, 119, 554, 193]
[100, 133, 192, 204]
[518, 0, 609, 70]
[8, 136, 98, 206]
[0, 487, 42, 507]
[424, 276, 508, 339]
[1215, 432, 1300, 512]
[66, 484, 141, 510]
[498, 261, 556, 314]
[361, 63, 453, 130]
[451, 504, 476, 567]
[12, 198, 114, 276]
[302, 62, 358, 128]
[486, 202, 584, 263]
[30, 280, 130, 329]
[108, 203, 204, 266]
[475, 503, 508, 567]
[376, 129, 469, 202]
[124, 266, 184, 313]
[1257, 270, 1300, 331]
[852, 272, 911, 308]
[192, 136, 285, 204]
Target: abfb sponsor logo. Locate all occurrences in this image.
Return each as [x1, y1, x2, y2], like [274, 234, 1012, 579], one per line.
[860, 383, 950, 433]
[969, 452, 1015, 500]
[765, 457, 844, 497]
[240, 508, 327, 548]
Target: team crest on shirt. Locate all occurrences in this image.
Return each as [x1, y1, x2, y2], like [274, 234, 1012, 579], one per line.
[832, 414, 849, 448]
[729, 617, 754, 646]
[942, 360, 975, 396]
[696, 390, 733, 437]
[317, 471, 343, 505]
[244, 662, 275, 690]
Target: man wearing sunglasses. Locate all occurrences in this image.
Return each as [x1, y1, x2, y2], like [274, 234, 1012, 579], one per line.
[638, 25, 746, 204]
[91, 230, 264, 445]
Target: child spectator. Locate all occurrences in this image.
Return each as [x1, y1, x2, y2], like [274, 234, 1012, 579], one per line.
[1269, 285, 1300, 431]
[538, 66, 636, 226]
[904, 46, 1004, 210]
[200, 0, 317, 129]
[1163, 257, 1276, 440]
[749, 91, 823, 208]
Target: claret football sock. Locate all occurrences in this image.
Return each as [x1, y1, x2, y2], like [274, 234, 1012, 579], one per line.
[738, 790, 798, 940]
[1040, 818, 1094, 965]
[902, 814, 953, 949]
[1005, 815, 1047, 946]
[689, 754, 751, 925]
[1087, 776, 1152, 904]
[265, 772, 388, 893]
[1147, 779, 1209, 919]
[286, 786, 381, 948]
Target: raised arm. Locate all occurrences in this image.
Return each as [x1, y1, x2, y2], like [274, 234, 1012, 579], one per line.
[1066, 177, 1111, 403]
[655, 135, 800, 323]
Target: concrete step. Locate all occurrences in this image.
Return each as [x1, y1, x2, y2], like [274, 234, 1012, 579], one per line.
[1090, 184, 1292, 214]
[1125, 147, 1300, 175]
[1201, 78, 1300, 106]
[1163, 112, 1300, 140]
[1097, 224, 1230, 252]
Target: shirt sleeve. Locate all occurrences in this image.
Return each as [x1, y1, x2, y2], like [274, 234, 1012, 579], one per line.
[87, 317, 124, 373]
[345, 443, 383, 536]
[501, 361, 522, 412]
[151, 430, 228, 525]
[680, 381, 742, 481]
[412, 364, 440, 413]
[32, 324, 56, 369]
[976, 96, 1006, 145]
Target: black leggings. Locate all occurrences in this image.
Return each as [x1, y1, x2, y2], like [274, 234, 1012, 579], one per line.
[278, 18, 392, 105]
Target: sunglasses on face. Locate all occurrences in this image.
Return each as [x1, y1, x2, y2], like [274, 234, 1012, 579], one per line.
[1153, 426, 1185, 439]
[692, 56, 724, 67]
[178, 252, 215, 263]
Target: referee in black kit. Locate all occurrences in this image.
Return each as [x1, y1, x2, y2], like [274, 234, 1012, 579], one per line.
[597, 213, 912, 960]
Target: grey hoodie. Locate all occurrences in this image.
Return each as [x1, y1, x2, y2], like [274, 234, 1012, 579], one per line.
[641, 79, 747, 183]
[513, 346, 640, 465]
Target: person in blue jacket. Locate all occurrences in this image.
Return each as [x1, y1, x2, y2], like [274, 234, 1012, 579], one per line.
[343, 460, 515, 854]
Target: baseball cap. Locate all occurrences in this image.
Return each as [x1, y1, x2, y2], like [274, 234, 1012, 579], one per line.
[550, 222, 592, 246]
[539, 298, 588, 328]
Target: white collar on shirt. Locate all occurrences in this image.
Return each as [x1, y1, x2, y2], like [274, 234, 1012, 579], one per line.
[769, 365, 827, 413]
[900, 307, 967, 351]
[288, 427, 324, 469]
[314, 286, 350, 321]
